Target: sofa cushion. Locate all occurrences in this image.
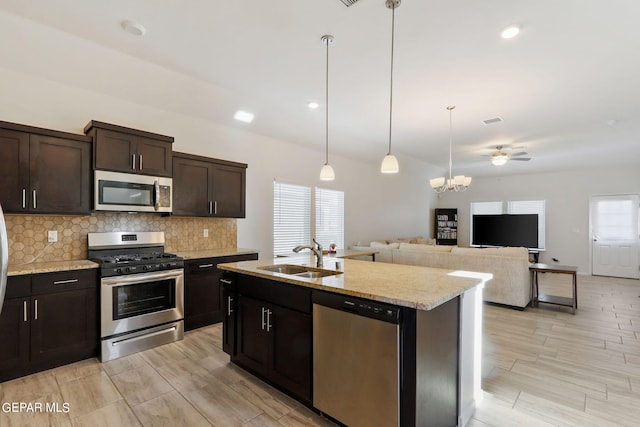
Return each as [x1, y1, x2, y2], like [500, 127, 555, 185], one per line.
[414, 238, 436, 245]
[371, 241, 400, 249]
[399, 243, 453, 252]
[451, 246, 528, 258]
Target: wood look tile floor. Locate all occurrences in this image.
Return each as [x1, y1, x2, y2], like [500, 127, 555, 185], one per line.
[0, 273, 638, 426]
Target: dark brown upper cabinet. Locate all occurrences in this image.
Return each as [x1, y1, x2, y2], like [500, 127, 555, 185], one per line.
[173, 152, 246, 218]
[0, 121, 92, 214]
[84, 121, 174, 177]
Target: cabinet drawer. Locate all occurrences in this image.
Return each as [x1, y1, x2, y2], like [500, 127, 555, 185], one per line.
[6, 276, 31, 298]
[237, 275, 311, 314]
[185, 253, 258, 275]
[31, 269, 98, 295]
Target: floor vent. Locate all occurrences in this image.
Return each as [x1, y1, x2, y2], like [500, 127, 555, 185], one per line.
[339, 0, 361, 6]
[482, 117, 503, 125]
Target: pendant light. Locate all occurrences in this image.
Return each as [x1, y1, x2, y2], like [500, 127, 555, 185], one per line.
[430, 106, 472, 192]
[319, 35, 336, 181]
[380, 0, 400, 174]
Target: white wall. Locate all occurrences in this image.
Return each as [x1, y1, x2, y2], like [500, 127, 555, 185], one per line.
[0, 12, 439, 259]
[435, 165, 640, 273]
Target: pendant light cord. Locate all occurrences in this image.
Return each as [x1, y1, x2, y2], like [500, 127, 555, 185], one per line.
[448, 107, 453, 180]
[388, 5, 395, 155]
[325, 36, 330, 165]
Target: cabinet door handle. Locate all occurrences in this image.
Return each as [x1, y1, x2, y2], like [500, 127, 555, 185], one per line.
[53, 279, 78, 285]
[132, 154, 136, 170]
[139, 154, 143, 170]
[23, 300, 28, 322]
[227, 296, 233, 316]
[32, 190, 37, 209]
[261, 307, 266, 330]
[214, 201, 218, 215]
[209, 201, 213, 215]
[199, 264, 214, 268]
[34, 299, 38, 320]
[22, 189, 26, 209]
[266, 309, 272, 332]
[220, 278, 232, 285]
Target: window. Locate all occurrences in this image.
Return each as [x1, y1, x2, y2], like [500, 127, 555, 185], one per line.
[273, 182, 311, 257]
[470, 202, 502, 245]
[273, 182, 344, 257]
[591, 195, 638, 240]
[470, 200, 546, 250]
[507, 200, 546, 250]
[315, 187, 344, 251]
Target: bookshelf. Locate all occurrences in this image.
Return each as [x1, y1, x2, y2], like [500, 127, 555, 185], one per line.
[435, 208, 458, 246]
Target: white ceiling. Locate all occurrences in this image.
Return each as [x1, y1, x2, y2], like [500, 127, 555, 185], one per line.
[1, 0, 639, 177]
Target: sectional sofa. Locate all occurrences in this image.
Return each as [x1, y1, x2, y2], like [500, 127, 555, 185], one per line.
[350, 241, 531, 309]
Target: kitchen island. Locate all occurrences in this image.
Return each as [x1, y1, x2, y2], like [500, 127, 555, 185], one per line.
[218, 256, 491, 427]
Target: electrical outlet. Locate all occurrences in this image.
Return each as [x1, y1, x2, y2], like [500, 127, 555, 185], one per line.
[203, 229, 209, 238]
[48, 230, 58, 243]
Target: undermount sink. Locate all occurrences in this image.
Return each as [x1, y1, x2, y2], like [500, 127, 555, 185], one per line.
[257, 264, 342, 279]
[292, 270, 341, 279]
[257, 264, 310, 275]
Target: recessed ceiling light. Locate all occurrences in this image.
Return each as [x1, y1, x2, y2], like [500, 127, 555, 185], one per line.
[307, 101, 319, 109]
[121, 20, 146, 36]
[234, 110, 254, 123]
[501, 25, 520, 39]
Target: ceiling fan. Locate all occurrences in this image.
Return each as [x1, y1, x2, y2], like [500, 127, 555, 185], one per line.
[488, 145, 531, 166]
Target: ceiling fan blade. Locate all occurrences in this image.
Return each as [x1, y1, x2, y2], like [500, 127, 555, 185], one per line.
[511, 152, 528, 157]
[511, 157, 531, 161]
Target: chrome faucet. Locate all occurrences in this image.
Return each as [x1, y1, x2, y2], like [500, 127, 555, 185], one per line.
[293, 239, 324, 267]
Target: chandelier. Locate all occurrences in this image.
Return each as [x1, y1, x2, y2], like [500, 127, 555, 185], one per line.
[430, 106, 472, 193]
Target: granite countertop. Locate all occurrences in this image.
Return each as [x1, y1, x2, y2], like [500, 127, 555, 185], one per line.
[218, 256, 492, 311]
[176, 248, 259, 260]
[8, 260, 99, 276]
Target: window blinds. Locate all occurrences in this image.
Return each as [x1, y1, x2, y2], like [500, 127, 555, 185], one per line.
[273, 182, 311, 257]
[315, 187, 345, 251]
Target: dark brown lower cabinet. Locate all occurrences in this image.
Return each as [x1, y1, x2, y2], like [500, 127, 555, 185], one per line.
[184, 253, 258, 331]
[233, 275, 312, 404]
[0, 270, 98, 382]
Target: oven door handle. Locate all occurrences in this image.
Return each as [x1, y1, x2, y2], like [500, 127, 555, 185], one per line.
[101, 269, 183, 286]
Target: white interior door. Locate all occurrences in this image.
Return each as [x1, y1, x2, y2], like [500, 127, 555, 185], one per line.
[590, 195, 640, 279]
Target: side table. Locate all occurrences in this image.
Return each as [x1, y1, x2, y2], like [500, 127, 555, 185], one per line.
[529, 263, 578, 314]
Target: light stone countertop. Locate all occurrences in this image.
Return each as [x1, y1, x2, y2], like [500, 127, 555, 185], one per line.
[218, 256, 492, 311]
[8, 260, 99, 276]
[176, 248, 259, 260]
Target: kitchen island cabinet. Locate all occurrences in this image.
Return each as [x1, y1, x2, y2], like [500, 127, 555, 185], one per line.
[219, 257, 490, 427]
[0, 270, 98, 382]
[234, 275, 312, 403]
[0, 121, 92, 214]
[183, 252, 258, 331]
[172, 152, 246, 218]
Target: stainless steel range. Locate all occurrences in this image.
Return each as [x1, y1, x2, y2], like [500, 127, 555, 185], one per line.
[88, 231, 184, 362]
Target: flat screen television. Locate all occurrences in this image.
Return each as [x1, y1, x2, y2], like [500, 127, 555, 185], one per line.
[472, 214, 538, 249]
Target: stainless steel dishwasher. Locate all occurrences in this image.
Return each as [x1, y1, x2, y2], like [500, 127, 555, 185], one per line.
[313, 291, 401, 427]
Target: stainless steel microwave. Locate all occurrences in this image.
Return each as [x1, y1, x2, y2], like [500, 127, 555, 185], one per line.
[94, 170, 172, 213]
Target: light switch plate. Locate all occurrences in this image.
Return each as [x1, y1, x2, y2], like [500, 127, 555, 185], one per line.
[203, 229, 209, 238]
[48, 230, 58, 243]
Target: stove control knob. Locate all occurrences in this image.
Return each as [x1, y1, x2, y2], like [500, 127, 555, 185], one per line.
[125, 267, 131, 273]
[116, 268, 122, 274]
[143, 265, 149, 271]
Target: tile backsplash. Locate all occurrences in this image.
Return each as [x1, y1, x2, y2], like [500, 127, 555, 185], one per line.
[5, 212, 237, 265]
